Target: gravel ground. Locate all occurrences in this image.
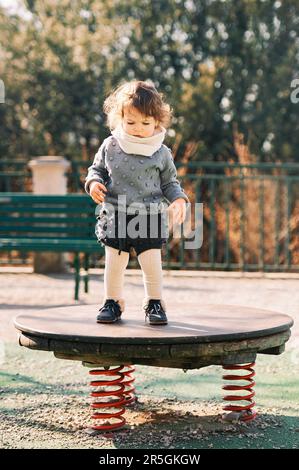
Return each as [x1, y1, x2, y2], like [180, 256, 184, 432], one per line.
[0, 270, 298, 449]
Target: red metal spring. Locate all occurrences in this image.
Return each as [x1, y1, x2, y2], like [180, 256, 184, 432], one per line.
[89, 364, 136, 432]
[222, 362, 257, 422]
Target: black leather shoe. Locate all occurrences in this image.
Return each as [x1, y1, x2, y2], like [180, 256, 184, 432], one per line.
[144, 299, 168, 325]
[97, 299, 122, 323]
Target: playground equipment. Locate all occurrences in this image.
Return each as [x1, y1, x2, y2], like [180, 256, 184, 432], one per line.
[14, 304, 293, 432]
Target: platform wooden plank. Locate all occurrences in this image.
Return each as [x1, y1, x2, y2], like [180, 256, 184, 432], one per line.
[14, 303, 293, 345]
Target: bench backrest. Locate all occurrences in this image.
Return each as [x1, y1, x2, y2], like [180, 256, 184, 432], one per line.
[0, 193, 98, 240]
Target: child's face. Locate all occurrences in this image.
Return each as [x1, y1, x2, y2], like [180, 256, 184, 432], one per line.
[122, 106, 159, 138]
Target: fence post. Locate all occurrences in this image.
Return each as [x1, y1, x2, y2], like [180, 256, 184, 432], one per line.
[28, 156, 71, 273]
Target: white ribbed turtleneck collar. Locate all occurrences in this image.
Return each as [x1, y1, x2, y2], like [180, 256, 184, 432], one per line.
[111, 123, 166, 156]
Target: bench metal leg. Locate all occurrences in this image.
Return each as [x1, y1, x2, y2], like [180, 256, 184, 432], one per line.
[84, 253, 89, 294]
[74, 253, 80, 300]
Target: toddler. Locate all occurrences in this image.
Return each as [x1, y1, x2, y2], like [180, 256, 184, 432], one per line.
[85, 80, 189, 325]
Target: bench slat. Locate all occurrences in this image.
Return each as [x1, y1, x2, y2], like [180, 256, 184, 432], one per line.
[0, 239, 102, 253]
[0, 216, 96, 224]
[0, 193, 94, 202]
[0, 226, 94, 235]
[0, 237, 97, 242]
[0, 206, 95, 214]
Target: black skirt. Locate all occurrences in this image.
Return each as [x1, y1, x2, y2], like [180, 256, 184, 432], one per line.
[95, 208, 168, 256]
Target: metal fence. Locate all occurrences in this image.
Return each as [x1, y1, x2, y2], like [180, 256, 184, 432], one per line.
[173, 162, 299, 272]
[1, 159, 299, 272]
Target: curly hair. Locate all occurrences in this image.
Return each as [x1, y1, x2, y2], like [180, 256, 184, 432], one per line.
[103, 79, 173, 130]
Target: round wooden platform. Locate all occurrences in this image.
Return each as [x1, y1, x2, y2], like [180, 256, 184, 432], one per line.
[14, 304, 293, 369]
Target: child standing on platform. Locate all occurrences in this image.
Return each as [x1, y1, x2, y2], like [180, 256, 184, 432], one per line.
[85, 80, 189, 325]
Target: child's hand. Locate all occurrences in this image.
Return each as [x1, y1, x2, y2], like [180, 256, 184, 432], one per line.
[167, 198, 187, 225]
[89, 181, 107, 204]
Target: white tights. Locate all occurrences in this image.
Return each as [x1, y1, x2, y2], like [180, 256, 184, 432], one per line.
[103, 245, 164, 312]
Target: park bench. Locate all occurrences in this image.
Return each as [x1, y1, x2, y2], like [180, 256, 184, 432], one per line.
[0, 192, 103, 300]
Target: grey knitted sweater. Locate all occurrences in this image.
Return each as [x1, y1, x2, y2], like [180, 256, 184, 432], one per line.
[84, 135, 189, 214]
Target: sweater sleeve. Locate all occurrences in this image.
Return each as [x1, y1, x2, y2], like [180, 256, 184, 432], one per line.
[84, 139, 109, 195]
[160, 146, 190, 204]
